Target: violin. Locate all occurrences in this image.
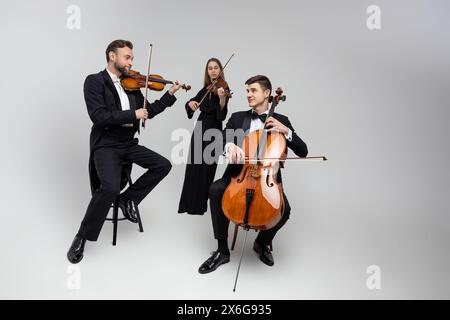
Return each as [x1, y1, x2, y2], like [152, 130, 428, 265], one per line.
[121, 70, 191, 92]
[206, 78, 232, 98]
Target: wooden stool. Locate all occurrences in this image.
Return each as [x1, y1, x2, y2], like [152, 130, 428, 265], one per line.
[106, 162, 143, 245]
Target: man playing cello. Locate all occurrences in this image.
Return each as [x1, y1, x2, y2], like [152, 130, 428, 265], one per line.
[198, 75, 308, 273]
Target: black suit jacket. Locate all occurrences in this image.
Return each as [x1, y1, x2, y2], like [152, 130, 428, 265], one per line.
[84, 69, 177, 193]
[222, 109, 308, 180]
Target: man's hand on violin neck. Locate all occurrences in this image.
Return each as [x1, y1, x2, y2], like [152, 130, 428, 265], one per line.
[135, 108, 148, 120]
[168, 80, 183, 95]
[228, 143, 245, 164]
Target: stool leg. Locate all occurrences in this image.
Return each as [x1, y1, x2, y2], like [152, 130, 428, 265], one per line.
[112, 198, 119, 246]
[231, 224, 239, 251]
[135, 204, 144, 232]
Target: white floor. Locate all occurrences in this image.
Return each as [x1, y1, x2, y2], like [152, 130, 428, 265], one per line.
[2, 163, 448, 300]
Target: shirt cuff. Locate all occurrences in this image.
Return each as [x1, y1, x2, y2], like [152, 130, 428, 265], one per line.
[284, 129, 293, 142]
[223, 142, 234, 156]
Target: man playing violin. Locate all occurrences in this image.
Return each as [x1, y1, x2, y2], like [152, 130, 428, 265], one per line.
[198, 75, 308, 273]
[67, 39, 185, 263]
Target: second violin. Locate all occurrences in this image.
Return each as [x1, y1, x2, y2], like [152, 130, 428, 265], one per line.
[206, 78, 232, 98]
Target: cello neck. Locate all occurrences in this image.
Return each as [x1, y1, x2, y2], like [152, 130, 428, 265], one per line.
[254, 98, 278, 160]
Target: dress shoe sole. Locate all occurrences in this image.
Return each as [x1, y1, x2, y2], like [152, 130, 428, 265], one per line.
[67, 253, 83, 264]
[198, 257, 230, 274]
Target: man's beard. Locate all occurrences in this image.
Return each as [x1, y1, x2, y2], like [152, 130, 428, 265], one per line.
[114, 63, 130, 76]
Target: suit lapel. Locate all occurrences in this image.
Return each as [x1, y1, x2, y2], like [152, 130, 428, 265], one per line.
[101, 69, 140, 133]
[127, 92, 136, 111]
[101, 69, 121, 110]
[127, 92, 140, 134]
[242, 109, 252, 134]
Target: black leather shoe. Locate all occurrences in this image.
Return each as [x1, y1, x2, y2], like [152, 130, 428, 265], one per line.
[67, 235, 86, 264]
[198, 251, 230, 274]
[253, 241, 274, 266]
[117, 196, 138, 223]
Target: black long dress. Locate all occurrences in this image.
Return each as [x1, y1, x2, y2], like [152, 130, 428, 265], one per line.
[178, 87, 229, 215]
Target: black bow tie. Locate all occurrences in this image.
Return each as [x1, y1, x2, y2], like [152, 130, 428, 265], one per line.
[251, 111, 267, 123]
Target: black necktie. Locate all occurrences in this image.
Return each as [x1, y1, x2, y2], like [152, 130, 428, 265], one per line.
[251, 111, 267, 123]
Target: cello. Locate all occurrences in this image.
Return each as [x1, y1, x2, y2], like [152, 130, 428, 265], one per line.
[222, 88, 288, 232]
[221, 87, 327, 291]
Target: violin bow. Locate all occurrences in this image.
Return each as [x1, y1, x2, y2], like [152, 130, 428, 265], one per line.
[246, 156, 328, 161]
[197, 53, 235, 107]
[142, 43, 153, 129]
[221, 155, 328, 163]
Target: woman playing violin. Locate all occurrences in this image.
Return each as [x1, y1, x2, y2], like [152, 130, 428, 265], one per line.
[178, 58, 231, 215]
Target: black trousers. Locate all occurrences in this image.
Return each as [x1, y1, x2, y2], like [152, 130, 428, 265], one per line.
[209, 176, 291, 246]
[77, 144, 172, 241]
